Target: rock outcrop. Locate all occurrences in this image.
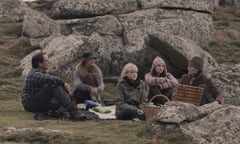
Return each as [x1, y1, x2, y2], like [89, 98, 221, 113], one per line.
[211, 64, 240, 106]
[0, 0, 24, 23]
[151, 102, 240, 144]
[19, 0, 215, 78]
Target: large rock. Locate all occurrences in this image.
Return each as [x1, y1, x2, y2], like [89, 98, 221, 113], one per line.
[181, 106, 240, 144]
[143, 33, 217, 77]
[20, 0, 216, 79]
[0, 0, 24, 23]
[219, 0, 240, 6]
[49, 0, 138, 19]
[118, 8, 213, 49]
[151, 102, 240, 144]
[19, 33, 125, 77]
[22, 7, 59, 38]
[138, 0, 214, 13]
[211, 64, 240, 106]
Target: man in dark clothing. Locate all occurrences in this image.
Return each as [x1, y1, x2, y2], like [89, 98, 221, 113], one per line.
[22, 52, 85, 120]
[179, 56, 224, 105]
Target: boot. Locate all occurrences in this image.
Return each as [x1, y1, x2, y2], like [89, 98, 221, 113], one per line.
[66, 103, 86, 120]
[69, 107, 87, 120]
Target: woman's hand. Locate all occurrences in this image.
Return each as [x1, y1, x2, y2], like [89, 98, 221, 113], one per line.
[91, 87, 100, 97]
[137, 109, 144, 115]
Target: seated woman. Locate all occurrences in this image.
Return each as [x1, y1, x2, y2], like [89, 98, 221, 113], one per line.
[145, 56, 178, 105]
[72, 52, 104, 104]
[115, 63, 148, 121]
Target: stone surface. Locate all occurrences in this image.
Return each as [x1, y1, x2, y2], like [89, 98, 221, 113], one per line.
[151, 102, 240, 144]
[181, 106, 240, 144]
[0, 0, 24, 23]
[211, 64, 240, 106]
[138, 0, 214, 13]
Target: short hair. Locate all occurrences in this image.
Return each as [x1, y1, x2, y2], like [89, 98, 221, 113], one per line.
[119, 63, 138, 80]
[31, 52, 45, 68]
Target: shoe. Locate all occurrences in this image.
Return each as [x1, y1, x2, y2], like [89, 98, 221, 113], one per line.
[69, 108, 87, 121]
[133, 118, 142, 121]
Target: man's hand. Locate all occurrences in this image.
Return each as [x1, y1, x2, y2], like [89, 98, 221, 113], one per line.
[64, 83, 71, 95]
[137, 109, 144, 115]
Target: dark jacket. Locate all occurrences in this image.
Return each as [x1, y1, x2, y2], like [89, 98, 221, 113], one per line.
[115, 79, 148, 116]
[179, 72, 223, 104]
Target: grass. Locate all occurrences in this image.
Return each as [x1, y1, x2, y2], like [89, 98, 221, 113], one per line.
[0, 23, 22, 40]
[204, 41, 240, 64]
[204, 6, 240, 64]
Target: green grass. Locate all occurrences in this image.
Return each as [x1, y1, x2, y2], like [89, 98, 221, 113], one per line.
[205, 6, 240, 64]
[204, 41, 240, 64]
[0, 23, 22, 39]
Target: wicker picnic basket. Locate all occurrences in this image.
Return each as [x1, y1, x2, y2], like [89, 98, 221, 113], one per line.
[144, 94, 169, 122]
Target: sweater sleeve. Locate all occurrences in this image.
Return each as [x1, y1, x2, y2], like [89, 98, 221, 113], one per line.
[145, 72, 165, 86]
[159, 73, 178, 90]
[97, 71, 104, 92]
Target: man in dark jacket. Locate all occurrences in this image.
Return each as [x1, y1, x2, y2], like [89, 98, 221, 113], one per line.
[179, 56, 224, 105]
[22, 51, 85, 120]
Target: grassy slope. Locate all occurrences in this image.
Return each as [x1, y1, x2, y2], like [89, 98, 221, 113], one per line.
[204, 6, 240, 64]
[1, 5, 239, 144]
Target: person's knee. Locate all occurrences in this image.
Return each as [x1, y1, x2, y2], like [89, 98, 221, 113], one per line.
[199, 84, 207, 89]
[117, 109, 136, 120]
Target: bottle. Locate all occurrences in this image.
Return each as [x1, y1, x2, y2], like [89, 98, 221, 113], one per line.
[85, 100, 100, 110]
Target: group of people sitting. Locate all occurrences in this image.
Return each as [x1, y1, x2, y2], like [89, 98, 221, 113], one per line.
[22, 51, 224, 121]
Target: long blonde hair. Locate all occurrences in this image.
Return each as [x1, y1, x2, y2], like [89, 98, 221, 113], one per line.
[119, 63, 138, 81]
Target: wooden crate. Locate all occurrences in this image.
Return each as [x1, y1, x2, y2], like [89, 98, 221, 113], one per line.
[174, 84, 204, 106]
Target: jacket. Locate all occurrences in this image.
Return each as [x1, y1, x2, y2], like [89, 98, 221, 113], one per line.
[115, 79, 148, 116]
[73, 61, 104, 92]
[179, 72, 223, 103]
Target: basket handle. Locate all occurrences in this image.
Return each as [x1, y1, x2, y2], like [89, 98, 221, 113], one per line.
[148, 94, 170, 104]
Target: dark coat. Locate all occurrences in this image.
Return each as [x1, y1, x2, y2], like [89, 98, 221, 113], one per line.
[115, 79, 148, 116]
[179, 72, 223, 103]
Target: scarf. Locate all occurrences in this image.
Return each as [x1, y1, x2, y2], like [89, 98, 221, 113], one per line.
[124, 76, 141, 88]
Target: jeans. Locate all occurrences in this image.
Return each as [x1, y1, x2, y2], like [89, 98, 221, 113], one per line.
[24, 85, 73, 113]
[72, 88, 91, 104]
[117, 108, 145, 121]
[199, 84, 215, 105]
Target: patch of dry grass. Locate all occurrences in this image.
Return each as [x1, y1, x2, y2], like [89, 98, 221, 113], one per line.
[204, 6, 240, 64]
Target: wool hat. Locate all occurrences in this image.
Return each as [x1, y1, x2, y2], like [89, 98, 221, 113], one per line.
[152, 56, 165, 66]
[81, 52, 96, 61]
[190, 56, 204, 70]
[151, 56, 166, 72]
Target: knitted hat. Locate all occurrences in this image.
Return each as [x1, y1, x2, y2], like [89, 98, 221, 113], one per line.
[81, 52, 96, 61]
[152, 56, 165, 66]
[190, 56, 204, 70]
[151, 56, 166, 72]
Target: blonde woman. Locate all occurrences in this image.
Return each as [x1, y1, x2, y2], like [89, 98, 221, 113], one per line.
[115, 63, 148, 120]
